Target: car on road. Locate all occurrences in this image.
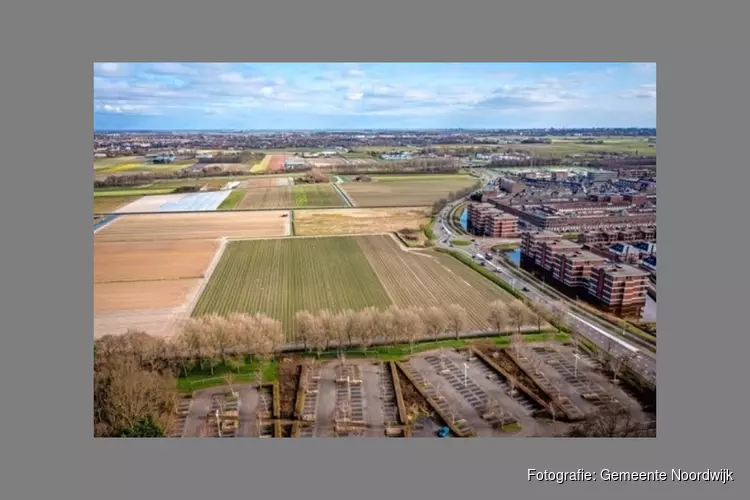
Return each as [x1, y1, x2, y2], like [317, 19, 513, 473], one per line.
[522, 286, 529, 292]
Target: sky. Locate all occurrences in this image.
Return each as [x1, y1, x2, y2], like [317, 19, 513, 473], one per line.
[94, 62, 656, 130]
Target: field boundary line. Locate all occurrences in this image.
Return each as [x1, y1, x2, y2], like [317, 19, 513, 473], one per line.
[332, 183, 355, 207]
[182, 237, 229, 323]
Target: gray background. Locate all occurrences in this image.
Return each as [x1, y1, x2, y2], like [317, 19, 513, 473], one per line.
[1, 0, 748, 499]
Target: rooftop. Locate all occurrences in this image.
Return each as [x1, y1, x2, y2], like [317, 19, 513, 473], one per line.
[595, 263, 650, 278]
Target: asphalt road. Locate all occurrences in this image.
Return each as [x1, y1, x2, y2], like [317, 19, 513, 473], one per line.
[434, 200, 656, 384]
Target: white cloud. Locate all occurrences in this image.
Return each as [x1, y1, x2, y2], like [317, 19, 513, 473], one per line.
[621, 83, 656, 99]
[346, 92, 364, 101]
[95, 63, 127, 77]
[218, 72, 246, 84]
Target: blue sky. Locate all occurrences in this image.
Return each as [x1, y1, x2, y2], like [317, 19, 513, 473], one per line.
[94, 63, 656, 130]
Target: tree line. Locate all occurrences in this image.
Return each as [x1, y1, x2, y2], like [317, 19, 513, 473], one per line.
[94, 300, 542, 437]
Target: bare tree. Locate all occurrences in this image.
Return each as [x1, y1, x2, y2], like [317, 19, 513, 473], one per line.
[422, 306, 447, 340]
[487, 300, 508, 335]
[566, 403, 654, 437]
[401, 307, 425, 354]
[340, 309, 356, 347]
[445, 304, 468, 340]
[375, 307, 398, 351]
[330, 312, 348, 354]
[295, 310, 316, 353]
[550, 301, 569, 332]
[308, 314, 326, 358]
[356, 307, 377, 354]
[204, 313, 234, 365]
[94, 355, 178, 437]
[507, 299, 529, 336]
[122, 329, 153, 366]
[317, 309, 336, 352]
[227, 312, 256, 358]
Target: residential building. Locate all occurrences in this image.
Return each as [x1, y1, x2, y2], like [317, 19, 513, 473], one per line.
[587, 263, 649, 317]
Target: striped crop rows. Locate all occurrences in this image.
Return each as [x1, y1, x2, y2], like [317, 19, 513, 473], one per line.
[191, 237, 391, 340]
[354, 235, 519, 331]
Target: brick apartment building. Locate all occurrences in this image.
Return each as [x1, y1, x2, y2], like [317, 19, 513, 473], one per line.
[492, 199, 656, 233]
[577, 225, 657, 245]
[587, 263, 649, 317]
[520, 231, 649, 317]
[467, 202, 518, 237]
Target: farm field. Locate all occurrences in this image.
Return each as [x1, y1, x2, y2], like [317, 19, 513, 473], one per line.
[237, 176, 294, 188]
[192, 237, 392, 338]
[190, 234, 533, 339]
[250, 154, 286, 173]
[93, 211, 290, 243]
[359, 174, 475, 182]
[95, 279, 202, 313]
[267, 154, 286, 172]
[217, 190, 244, 210]
[355, 235, 534, 331]
[339, 178, 478, 207]
[250, 155, 272, 173]
[94, 211, 290, 339]
[94, 156, 140, 170]
[236, 186, 292, 209]
[94, 187, 176, 198]
[234, 184, 346, 209]
[93, 196, 141, 213]
[294, 207, 431, 236]
[114, 191, 231, 213]
[94, 239, 220, 283]
[150, 177, 253, 189]
[96, 159, 196, 174]
[292, 184, 346, 207]
[430, 138, 655, 157]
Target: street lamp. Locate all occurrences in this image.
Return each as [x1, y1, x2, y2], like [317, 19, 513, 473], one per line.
[574, 352, 580, 378]
[463, 363, 468, 387]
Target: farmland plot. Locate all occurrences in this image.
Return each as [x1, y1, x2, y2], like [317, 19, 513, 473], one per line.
[355, 235, 532, 331]
[238, 177, 294, 188]
[94, 211, 290, 243]
[339, 178, 478, 207]
[294, 207, 431, 236]
[292, 184, 346, 207]
[192, 237, 391, 339]
[236, 186, 293, 209]
[93, 196, 141, 213]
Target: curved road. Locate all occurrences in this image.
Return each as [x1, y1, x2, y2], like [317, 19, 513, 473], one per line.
[433, 199, 656, 385]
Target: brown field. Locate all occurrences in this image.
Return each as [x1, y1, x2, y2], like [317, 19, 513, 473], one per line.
[340, 178, 478, 207]
[94, 239, 219, 283]
[93, 211, 290, 242]
[93, 196, 141, 213]
[94, 212, 290, 338]
[236, 186, 293, 209]
[268, 154, 286, 172]
[355, 234, 535, 331]
[95, 279, 202, 313]
[294, 207, 431, 236]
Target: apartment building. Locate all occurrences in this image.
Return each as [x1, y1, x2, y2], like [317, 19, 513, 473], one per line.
[520, 231, 648, 317]
[587, 263, 649, 317]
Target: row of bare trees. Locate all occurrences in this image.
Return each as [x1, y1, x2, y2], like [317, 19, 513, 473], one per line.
[292, 299, 540, 356]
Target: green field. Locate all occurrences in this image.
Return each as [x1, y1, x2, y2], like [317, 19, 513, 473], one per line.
[292, 184, 346, 207]
[217, 190, 245, 210]
[192, 237, 392, 339]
